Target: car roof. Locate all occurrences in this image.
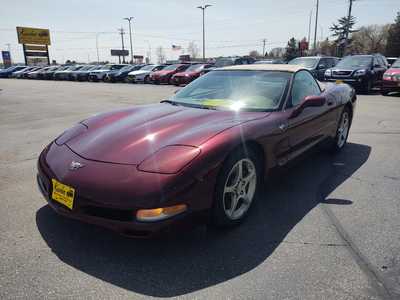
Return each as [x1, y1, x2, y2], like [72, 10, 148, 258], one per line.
[219, 64, 305, 73]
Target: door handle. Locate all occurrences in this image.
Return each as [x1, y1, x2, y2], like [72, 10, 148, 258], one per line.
[279, 123, 288, 131]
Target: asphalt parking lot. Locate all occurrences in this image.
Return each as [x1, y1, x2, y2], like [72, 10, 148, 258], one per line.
[0, 79, 399, 300]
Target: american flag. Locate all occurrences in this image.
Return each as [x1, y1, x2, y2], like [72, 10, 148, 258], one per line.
[172, 45, 182, 51]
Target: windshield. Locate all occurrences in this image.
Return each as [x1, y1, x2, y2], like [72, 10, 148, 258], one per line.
[163, 64, 179, 71]
[391, 59, 400, 68]
[140, 65, 155, 71]
[172, 70, 290, 111]
[288, 57, 318, 68]
[185, 64, 203, 72]
[111, 65, 125, 70]
[336, 56, 372, 68]
[215, 58, 235, 67]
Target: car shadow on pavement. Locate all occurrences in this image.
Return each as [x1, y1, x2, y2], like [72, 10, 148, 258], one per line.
[36, 142, 371, 297]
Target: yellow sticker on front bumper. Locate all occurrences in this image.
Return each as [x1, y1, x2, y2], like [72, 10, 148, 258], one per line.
[335, 80, 343, 84]
[51, 179, 75, 209]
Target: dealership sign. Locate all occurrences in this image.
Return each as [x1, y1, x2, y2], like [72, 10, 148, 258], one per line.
[17, 27, 51, 45]
[111, 49, 129, 56]
[1, 51, 12, 67]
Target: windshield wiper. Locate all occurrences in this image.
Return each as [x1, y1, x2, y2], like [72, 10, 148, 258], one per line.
[160, 99, 180, 106]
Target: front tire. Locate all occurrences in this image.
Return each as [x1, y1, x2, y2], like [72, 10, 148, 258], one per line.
[211, 147, 262, 227]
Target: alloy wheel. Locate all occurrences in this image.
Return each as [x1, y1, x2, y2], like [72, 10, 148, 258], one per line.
[223, 158, 257, 220]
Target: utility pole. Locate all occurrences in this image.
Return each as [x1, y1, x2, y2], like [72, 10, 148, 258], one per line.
[344, 0, 354, 54]
[197, 4, 212, 62]
[308, 10, 313, 45]
[124, 17, 134, 63]
[313, 0, 319, 51]
[118, 28, 126, 63]
[262, 39, 267, 56]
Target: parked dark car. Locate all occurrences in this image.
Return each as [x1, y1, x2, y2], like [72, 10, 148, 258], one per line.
[54, 65, 85, 80]
[171, 64, 213, 85]
[149, 64, 190, 84]
[203, 56, 256, 74]
[70, 65, 101, 81]
[382, 58, 400, 96]
[288, 56, 339, 81]
[42, 66, 66, 80]
[10, 66, 37, 78]
[37, 64, 356, 237]
[104, 65, 145, 83]
[324, 54, 387, 93]
[21, 67, 43, 78]
[0, 66, 27, 78]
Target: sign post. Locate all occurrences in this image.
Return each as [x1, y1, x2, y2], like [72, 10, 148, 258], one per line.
[16, 26, 51, 65]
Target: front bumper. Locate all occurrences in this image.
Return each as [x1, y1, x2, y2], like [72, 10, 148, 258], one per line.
[172, 75, 194, 85]
[326, 77, 366, 87]
[382, 80, 400, 92]
[37, 143, 216, 237]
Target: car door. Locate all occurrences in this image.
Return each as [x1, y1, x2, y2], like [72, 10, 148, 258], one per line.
[373, 56, 386, 86]
[284, 71, 330, 160]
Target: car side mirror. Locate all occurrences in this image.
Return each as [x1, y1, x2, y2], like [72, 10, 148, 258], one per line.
[318, 64, 325, 70]
[290, 95, 326, 118]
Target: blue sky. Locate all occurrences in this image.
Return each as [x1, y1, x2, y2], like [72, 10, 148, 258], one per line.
[0, 0, 398, 64]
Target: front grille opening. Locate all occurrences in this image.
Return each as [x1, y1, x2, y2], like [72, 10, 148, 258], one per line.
[81, 205, 134, 222]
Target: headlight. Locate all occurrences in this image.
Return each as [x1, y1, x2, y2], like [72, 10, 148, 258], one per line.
[138, 145, 200, 174]
[325, 69, 332, 77]
[354, 69, 366, 76]
[55, 123, 87, 145]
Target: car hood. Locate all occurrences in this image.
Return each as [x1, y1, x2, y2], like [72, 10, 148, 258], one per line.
[173, 71, 197, 77]
[66, 103, 267, 165]
[152, 70, 174, 76]
[385, 68, 400, 75]
[128, 70, 149, 76]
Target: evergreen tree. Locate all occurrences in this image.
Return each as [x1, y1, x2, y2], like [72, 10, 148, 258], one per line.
[330, 16, 357, 56]
[284, 38, 298, 61]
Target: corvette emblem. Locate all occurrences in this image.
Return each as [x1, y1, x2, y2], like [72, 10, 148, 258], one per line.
[69, 161, 85, 171]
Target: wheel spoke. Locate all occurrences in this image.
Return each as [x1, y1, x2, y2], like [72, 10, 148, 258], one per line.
[224, 185, 236, 194]
[229, 195, 239, 216]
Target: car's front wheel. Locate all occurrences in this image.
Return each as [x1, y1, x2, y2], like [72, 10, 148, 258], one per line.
[212, 147, 262, 227]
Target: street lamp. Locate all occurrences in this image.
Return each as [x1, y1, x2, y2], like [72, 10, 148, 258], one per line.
[124, 17, 134, 63]
[197, 4, 212, 62]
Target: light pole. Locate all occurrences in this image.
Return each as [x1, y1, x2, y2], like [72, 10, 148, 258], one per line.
[124, 17, 134, 63]
[144, 40, 152, 63]
[197, 4, 212, 62]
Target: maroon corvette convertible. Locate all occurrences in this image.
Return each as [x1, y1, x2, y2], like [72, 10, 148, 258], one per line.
[37, 65, 356, 237]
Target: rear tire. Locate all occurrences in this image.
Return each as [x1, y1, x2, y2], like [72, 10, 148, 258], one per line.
[211, 147, 262, 227]
[331, 106, 351, 153]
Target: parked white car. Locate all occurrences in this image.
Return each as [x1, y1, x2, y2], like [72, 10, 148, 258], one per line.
[88, 64, 127, 82]
[126, 64, 166, 83]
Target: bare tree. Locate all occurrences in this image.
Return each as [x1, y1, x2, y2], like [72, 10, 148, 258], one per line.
[350, 25, 390, 54]
[187, 41, 199, 59]
[249, 50, 260, 58]
[156, 46, 166, 64]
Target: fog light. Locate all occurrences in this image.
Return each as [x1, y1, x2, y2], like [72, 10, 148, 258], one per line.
[136, 204, 187, 222]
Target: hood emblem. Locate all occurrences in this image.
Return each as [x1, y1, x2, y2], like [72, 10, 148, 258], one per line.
[69, 161, 85, 171]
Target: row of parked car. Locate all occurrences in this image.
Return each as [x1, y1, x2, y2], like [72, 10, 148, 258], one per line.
[1, 54, 399, 94]
[287, 54, 400, 95]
